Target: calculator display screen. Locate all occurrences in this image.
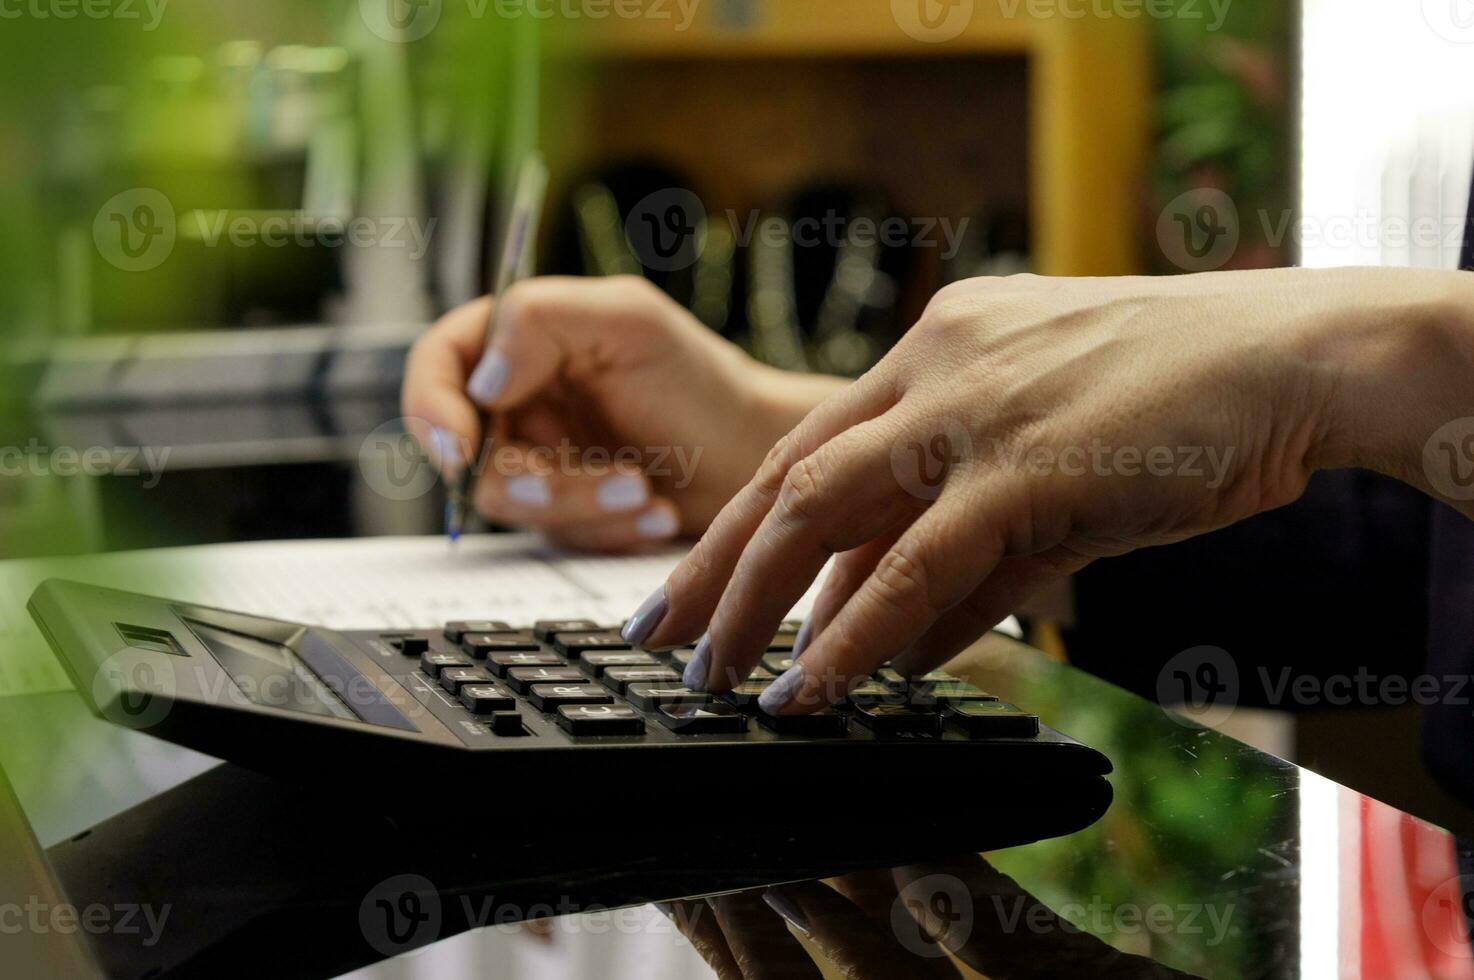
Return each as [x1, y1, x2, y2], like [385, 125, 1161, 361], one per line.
[186, 620, 358, 723]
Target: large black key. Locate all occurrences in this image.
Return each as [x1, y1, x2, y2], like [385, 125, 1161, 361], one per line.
[853, 703, 943, 736]
[582, 651, 660, 676]
[440, 666, 494, 694]
[551, 631, 631, 658]
[945, 701, 1039, 738]
[459, 684, 516, 714]
[443, 620, 514, 643]
[528, 684, 613, 712]
[624, 684, 709, 711]
[534, 619, 600, 641]
[557, 704, 645, 736]
[758, 708, 850, 737]
[489, 711, 528, 736]
[602, 666, 681, 693]
[658, 702, 748, 734]
[420, 651, 473, 678]
[382, 633, 430, 656]
[461, 632, 539, 658]
[505, 665, 584, 693]
[486, 650, 565, 676]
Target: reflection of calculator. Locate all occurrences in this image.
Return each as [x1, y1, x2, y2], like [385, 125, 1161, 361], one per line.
[30, 579, 1113, 823]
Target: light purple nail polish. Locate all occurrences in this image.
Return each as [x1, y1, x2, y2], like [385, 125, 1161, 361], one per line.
[505, 474, 551, 507]
[683, 634, 712, 690]
[761, 889, 811, 936]
[635, 508, 679, 539]
[622, 586, 668, 645]
[792, 618, 813, 658]
[597, 474, 647, 512]
[467, 350, 511, 404]
[758, 665, 805, 715]
[429, 426, 462, 473]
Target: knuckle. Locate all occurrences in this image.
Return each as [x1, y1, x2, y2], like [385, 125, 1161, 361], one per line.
[775, 454, 829, 527]
[755, 433, 798, 495]
[869, 546, 938, 617]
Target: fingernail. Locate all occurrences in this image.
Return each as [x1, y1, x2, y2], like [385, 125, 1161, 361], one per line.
[683, 634, 712, 690]
[622, 586, 668, 645]
[505, 474, 551, 508]
[635, 508, 680, 539]
[761, 888, 811, 937]
[597, 474, 649, 512]
[467, 350, 511, 404]
[792, 618, 813, 658]
[758, 665, 805, 715]
[429, 426, 462, 474]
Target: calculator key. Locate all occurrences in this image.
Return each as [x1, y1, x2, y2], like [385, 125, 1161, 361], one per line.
[844, 681, 900, 703]
[533, 619, 600, 641]
[718, 680, 774, 711]
[505, 665, 584, 692]
[853, 703, 943, 736]
[758, 708, 850, 737]
[624, 684, 710, 711]
[551, 631, 631, 657]
[658, 702, 748, 734]
[439, 666, 494, 694]
[581, 651, 660, 676]
[443, 620, 514, 643]
[557, 703, 646, 736]
[489, 711, 528, 736]
[461, 632, 539, 657]
[420, 650, 473, 678]
[746, 666, 777, 682]
[487, 651, 566, 676]
[777, 620, 803, 634]
[766, 635, 797, 652]
[875, 667, 908, 688]
[945, 701, 1040, 738]
[918, 682, 1000, 704]
[669, 648, 697, 671]
[382, 634, 429, 656]
[458, 683, 516, 714]
[602, 666, 681, 693]
[761, 654, 795, 675]
[528, 684, 614, 712]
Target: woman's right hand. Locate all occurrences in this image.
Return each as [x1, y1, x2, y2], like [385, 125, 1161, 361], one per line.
[401, 276, 845, 552]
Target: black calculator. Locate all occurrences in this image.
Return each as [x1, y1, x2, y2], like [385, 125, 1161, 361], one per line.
[29, 579, 1112, 829]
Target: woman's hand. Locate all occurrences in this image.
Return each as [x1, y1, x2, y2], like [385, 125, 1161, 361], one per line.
[402, 276, 844, 552]
[625, 267, 1474, 712]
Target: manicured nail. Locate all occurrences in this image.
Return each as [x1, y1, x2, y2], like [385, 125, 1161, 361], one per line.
[758, 665, 805, 715]
[622, 586, 668, 645]
[505, 474, 551, 508]
[792, 618, 813, 658]
[467, 350, 511, 404]
[635, 508, 680, 539]
[761, 888, 811, 937]
[597, 474, 648, 512]
[683, 634, 712, 690]
[429, 426, 462, 474]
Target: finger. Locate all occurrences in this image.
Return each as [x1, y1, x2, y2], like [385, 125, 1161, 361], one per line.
[636, 367, 900, 652]
[695, 417, 925, 691]
[706, 892, 824, 980]
[541, 499, 683, 552]
[466, 276, 666, 410]
[473, 443, 658, 528]
[656, 900, 743, 980]
[829, 872, 962, 980]
[762, 482, 1020, 715]
[761, 883, 928, 980]
[791, 534, 900, 658]
[402, 296, 494, 476]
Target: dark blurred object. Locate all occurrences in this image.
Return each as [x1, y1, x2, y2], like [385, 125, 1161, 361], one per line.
[941, 205, 1032, 282]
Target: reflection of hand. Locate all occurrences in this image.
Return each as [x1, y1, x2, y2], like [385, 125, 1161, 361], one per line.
[662, 853, 1199, 979]
[402, 276, 844, 551]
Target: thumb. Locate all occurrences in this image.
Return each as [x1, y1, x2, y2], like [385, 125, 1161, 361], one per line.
[466, 275, 664, 410]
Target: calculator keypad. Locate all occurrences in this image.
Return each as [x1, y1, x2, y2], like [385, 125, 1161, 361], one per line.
[528, 684, 613, 712]
[658, 702, 748, 734]
[557, 703, 645, 736]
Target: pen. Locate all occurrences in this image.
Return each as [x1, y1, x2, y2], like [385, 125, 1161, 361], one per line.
[446, 152, 550, 543]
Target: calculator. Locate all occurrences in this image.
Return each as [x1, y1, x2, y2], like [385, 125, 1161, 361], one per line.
[29, 579, 1113, 828]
